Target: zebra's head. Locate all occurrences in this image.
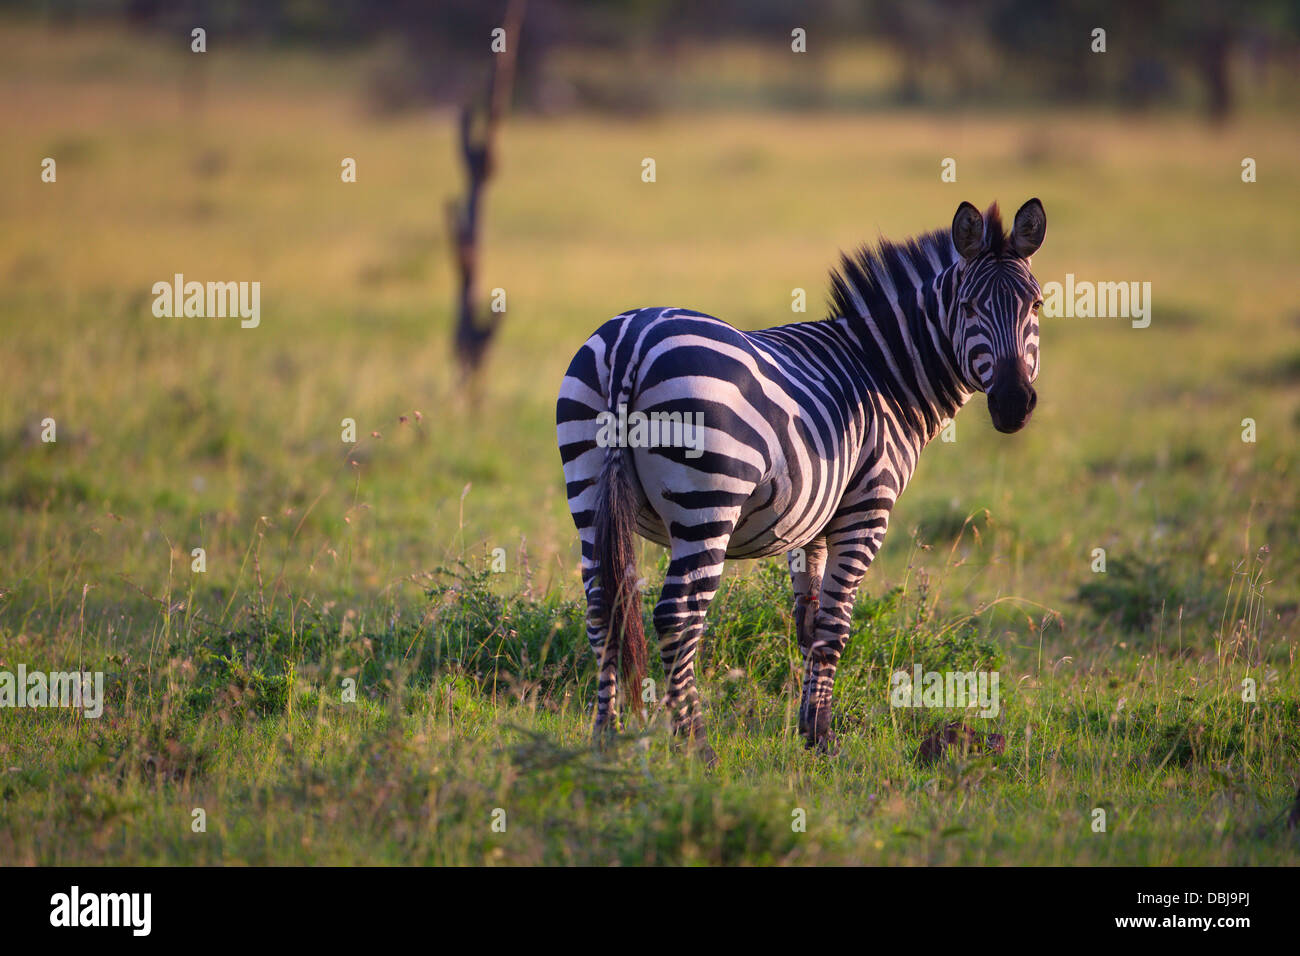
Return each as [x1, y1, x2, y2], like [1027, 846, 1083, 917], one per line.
[950, 198, 1047, 434]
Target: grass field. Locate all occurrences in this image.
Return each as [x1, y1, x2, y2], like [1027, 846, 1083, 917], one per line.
[1, 23, 1298, 864]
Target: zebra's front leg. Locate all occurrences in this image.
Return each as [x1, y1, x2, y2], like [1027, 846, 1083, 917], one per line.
[653, 537, 732, 765]
[799, 534, 874, 752]
[788, 538, 827, 660]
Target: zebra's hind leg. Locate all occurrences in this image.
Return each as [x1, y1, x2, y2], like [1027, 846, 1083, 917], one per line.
[578, 529, 620, 743]
[653, 531, 735, 766]
[799, 532, 874, 753]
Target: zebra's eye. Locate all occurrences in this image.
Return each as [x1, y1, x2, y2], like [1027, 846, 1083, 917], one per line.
[1032, 300, 1043, 313]
[961, 301, 976, 319]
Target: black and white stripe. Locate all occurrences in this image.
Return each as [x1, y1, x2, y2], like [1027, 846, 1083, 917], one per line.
[556, 199, 1047, 755]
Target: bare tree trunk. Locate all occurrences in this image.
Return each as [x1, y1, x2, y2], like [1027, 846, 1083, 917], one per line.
[1200, 31, 1233, 124]
[448, 0, 527, 380]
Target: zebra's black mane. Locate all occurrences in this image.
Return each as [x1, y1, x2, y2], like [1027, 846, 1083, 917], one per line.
[982, 202, 1008, 256]
[827, 203, 1007, 324]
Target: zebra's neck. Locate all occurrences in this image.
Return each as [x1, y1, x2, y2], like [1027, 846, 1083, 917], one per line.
[827, 233, 978, 445]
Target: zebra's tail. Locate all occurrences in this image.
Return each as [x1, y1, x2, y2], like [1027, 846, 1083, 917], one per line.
[593, 444, 647, 719]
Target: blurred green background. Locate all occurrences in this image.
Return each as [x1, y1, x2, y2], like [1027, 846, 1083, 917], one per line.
[4, 4, 1296, 614]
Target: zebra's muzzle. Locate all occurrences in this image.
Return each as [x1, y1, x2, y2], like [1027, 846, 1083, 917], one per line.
[986, 358, 1037, 434]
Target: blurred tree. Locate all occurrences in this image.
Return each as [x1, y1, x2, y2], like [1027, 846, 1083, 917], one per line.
[21, 0, 1299, 116]
[448, 0, 527, 380]
[985, 0, 1300, 120]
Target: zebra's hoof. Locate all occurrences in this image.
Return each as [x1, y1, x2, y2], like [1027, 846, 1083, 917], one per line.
[804, 731, 839, 756]
[673, 723, 718, 767]
[798, 704, 831, 745]
[693, 741, 719, 768]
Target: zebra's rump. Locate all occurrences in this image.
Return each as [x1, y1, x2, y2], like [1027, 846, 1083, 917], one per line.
[557, 307, 867, 558]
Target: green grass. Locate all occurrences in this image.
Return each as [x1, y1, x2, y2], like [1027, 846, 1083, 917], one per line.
[2, 553, 1295, 865]
[0, 21, 1297, 865]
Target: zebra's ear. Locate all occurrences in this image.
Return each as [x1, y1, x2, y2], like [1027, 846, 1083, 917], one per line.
[952, 202, 985, 261]
[1011, 198, 1047, 259]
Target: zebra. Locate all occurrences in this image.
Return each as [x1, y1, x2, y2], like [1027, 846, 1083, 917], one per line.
[555, 198, 1046, 759]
